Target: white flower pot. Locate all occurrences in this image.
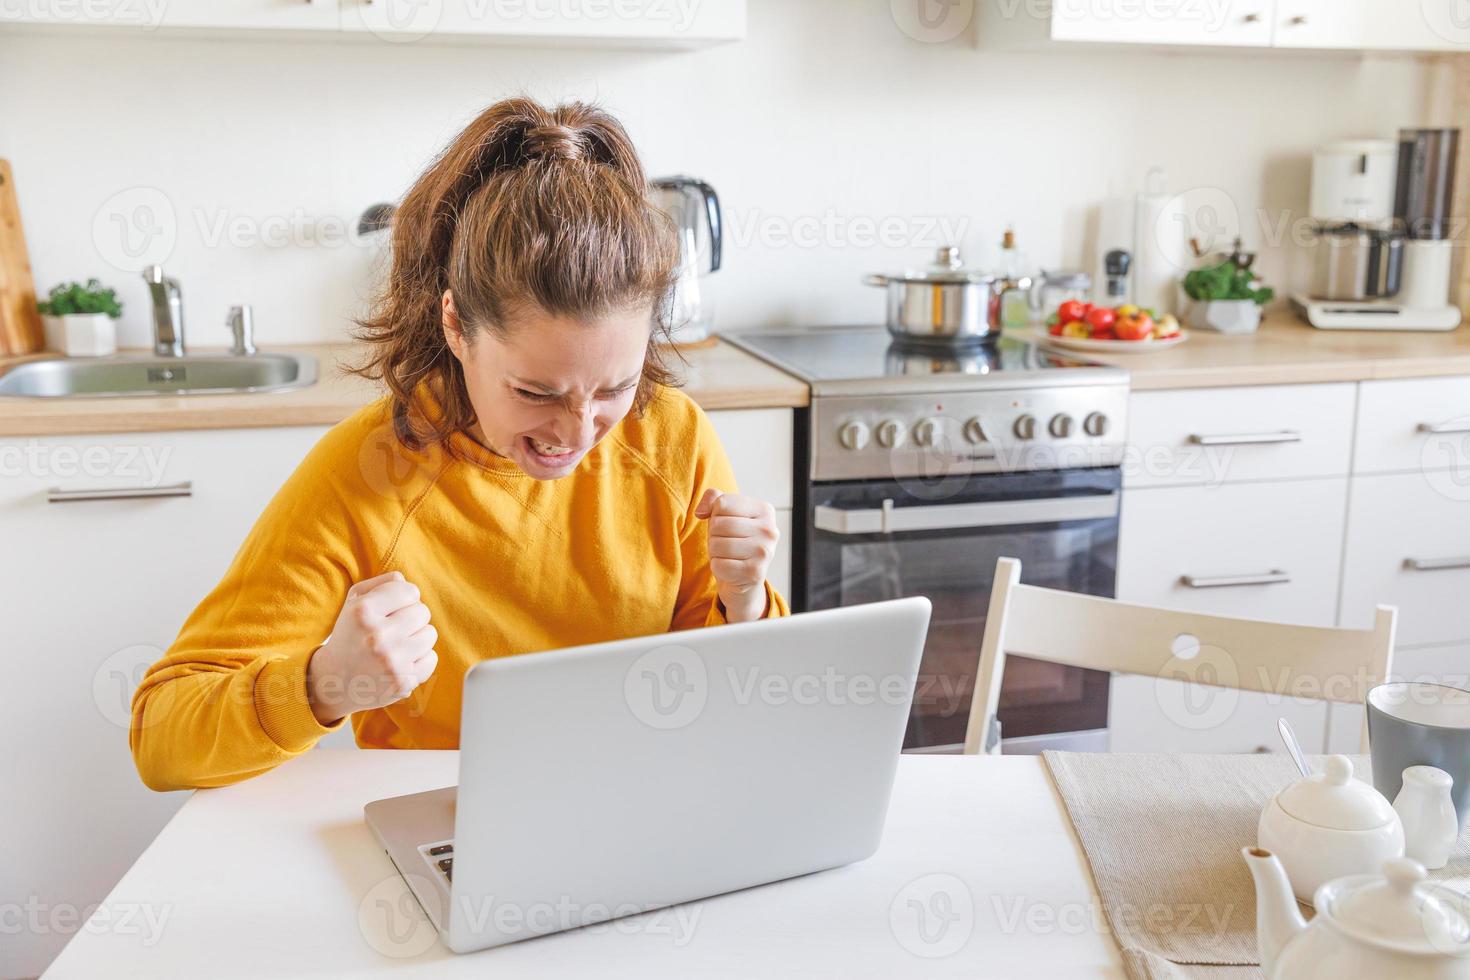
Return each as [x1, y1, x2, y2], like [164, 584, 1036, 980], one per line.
[43, 313, 117, 357]
[1184, 299, 1262, 335]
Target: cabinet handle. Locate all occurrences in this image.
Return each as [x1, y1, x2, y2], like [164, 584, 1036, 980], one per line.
[1405, 557, 1470, 572]
[1188, 431, 1302, 447]
[1288, 15, 1308, 25]
[1418, 420, 1470, 435]
[1242, 12, 1261, 23]
[1181, 570, 1291, 589]
[47, 481, 193, 504]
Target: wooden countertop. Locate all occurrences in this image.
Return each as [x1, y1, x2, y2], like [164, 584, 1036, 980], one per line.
[0, 338, 809, 437]
[1066, 311, 1470, 390]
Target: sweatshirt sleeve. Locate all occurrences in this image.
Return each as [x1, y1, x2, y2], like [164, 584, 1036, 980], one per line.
[129, 430, 382, 791]
[670, 406, 791, 632]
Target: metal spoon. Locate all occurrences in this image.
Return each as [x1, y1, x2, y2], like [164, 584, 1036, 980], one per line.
[1277, 718, 1313, 778]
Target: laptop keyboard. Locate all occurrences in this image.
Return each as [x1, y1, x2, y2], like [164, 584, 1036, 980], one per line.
[427, 842, 454, 882]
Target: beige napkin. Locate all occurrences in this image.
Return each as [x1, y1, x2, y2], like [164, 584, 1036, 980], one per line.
[1042, 752, 1470, 980]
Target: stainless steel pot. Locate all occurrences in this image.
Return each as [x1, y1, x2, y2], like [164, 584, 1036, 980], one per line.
[865, 247, 1031, 346]
[1310, 223, 1405, 301]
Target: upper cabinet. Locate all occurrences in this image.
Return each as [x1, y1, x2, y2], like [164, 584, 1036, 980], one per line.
[980, 0, 1462, 53]
[1363, 0, 1470, 50]
[340, 0, 745, 45]
[1273, 0, 1368, 49]
[0, 0, 746, 46]
[1047, 0, 1276, 48]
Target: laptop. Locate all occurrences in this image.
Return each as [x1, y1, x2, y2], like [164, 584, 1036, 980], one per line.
[363, 596, 932, 954]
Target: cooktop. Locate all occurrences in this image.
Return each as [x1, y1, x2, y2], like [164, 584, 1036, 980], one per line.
[725, 326, 1129, 397]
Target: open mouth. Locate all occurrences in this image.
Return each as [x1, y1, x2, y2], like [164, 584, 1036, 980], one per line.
[523, 436, 580, 464]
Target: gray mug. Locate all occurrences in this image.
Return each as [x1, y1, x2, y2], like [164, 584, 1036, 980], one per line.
[1367, 682, 1470, 830]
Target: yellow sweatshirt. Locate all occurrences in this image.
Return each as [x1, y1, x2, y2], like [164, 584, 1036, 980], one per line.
[130, 385, 788, 791]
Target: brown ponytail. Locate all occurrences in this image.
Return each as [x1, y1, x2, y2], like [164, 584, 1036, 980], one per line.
[351, 97, 680, 453]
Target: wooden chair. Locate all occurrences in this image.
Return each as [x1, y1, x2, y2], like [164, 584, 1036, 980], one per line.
[963, 557, 1398, 755]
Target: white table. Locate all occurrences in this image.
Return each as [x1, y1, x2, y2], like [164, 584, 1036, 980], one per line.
[44, 751, 1127, 978]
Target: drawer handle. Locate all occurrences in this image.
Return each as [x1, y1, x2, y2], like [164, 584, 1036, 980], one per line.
[47, 481, 193, 504]
[1188, 431, 1303, 447]
[1405, 556, 1470, 572]
[1181, 570, 1291, 589]
[1417, 420, 1470, 435]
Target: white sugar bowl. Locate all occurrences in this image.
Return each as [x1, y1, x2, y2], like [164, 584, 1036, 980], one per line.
[1258, 754, 1406, 904]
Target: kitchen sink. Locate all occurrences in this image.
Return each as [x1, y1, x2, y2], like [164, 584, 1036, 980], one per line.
[0, 352, 318, 397]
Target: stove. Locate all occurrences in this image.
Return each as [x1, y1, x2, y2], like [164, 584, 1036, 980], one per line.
[726, 326, 1130, 482]
[726, 326, 1132, 754]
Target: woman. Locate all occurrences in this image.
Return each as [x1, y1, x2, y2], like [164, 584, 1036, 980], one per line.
[130, 98, 787, 791]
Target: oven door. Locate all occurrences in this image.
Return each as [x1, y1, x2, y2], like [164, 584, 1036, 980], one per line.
[804, 467, 1120, 753]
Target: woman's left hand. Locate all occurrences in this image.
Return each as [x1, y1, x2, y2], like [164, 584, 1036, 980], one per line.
[695, 488, 779, 624]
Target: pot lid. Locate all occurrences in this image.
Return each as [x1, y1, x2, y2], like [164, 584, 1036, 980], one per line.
[1277, 755, 1397, 831]
[1324, 859, 1470, 955]
[875, 246, 1000, 285]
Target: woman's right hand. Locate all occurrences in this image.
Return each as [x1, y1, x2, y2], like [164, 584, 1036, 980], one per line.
[306, 571, 439, 726]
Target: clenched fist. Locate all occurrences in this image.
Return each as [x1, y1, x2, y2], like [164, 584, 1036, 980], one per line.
[695, 488, 779, 624]
[306, 571, 439, 726]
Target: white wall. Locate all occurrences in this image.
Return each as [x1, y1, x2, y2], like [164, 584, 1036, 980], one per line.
[0, 1, 1442, 352]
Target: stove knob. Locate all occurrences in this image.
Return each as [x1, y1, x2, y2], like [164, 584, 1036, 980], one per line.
[1049, 413, 1075, 439]
[1013, 414, 1038, 441]
[963, 417, 992, 444]
[913, 418, 943, 448]
[876, 419, 908, 449]
[837, 420, 871, 451]
[1083, 412, 1110, 437]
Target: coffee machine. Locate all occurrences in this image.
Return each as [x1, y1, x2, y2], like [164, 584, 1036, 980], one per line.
[649, 176, 722, 344]
[1294, 129, 1463, 331]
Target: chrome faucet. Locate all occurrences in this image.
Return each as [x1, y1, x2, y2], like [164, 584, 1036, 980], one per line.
[226, 305, 256, 356]
[142, 265, 185, 357]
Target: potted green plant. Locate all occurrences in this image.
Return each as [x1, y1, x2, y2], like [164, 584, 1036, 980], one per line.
[37, 279, 124, 356]
[1182, 255, 1274, 334]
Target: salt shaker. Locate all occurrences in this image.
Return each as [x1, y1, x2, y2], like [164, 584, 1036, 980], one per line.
[1393, 765, 1459, 870]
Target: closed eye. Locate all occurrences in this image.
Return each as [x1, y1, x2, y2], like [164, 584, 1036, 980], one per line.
[513, 388, 556, 403]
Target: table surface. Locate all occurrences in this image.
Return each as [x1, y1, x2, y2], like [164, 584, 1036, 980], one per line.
[43, 751, 1126, 979]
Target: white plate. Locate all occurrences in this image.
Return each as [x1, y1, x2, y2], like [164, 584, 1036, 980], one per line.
[1030, 328, 1189, 355]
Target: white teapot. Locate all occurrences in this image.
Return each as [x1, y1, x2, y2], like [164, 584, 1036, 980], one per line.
[1258, 754, 1404, 902]
[1243, 847, 1470, 980]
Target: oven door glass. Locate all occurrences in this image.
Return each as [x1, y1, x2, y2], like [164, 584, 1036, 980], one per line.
[805, 468, 1119, 752]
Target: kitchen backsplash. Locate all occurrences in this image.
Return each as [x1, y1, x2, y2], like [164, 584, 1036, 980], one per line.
[0, 0, 1447, 348]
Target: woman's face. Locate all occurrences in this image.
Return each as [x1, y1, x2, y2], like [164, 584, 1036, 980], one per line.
[443, 293, 652, 480]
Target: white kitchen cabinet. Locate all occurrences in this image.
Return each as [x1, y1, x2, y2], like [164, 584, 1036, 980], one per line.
[1118, 479, 1347, 627]
[156, 0, 340, 31]
[707, 407, 795, 602]
[980, 0, 1453, 52]
[1049, 0, 1276, 46]
[1340, 470, 1470, 647]
[0, 0, 745, 44]
[0, 425, 330, 979]
[1110, 477, 1348, 754]
[1124, 383, 1355, 489]
[1362, 0, 1470, 51]
[980, 0, 1276, 48]
[1272, 0, 1367, 48]
[341, 0, 745, 45]
[1354, 376, 1470, 476]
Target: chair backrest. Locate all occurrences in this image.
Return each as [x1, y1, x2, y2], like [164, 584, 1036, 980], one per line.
[963, 558, 1398, 755]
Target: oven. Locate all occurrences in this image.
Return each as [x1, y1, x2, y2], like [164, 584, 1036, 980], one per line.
[725, 326, 1130, 755]
[799, 465, 1119, 753]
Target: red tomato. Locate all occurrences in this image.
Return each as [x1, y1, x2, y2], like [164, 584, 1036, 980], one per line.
[1048, 322, 1065, 336]
[1115, 312, 1155, 341]
[1089, 328, 1117, 342]
[1057, 300, 1089, 325]
[1084, 306, 1117, 333]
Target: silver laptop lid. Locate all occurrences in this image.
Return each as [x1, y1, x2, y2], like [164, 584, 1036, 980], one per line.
[446, 597, 931, 952]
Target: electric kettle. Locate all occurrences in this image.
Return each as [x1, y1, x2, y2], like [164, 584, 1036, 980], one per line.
[650, 176, 722, 344]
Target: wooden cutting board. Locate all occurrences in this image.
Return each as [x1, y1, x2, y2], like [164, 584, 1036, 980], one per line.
[0, 159, 45, 356]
